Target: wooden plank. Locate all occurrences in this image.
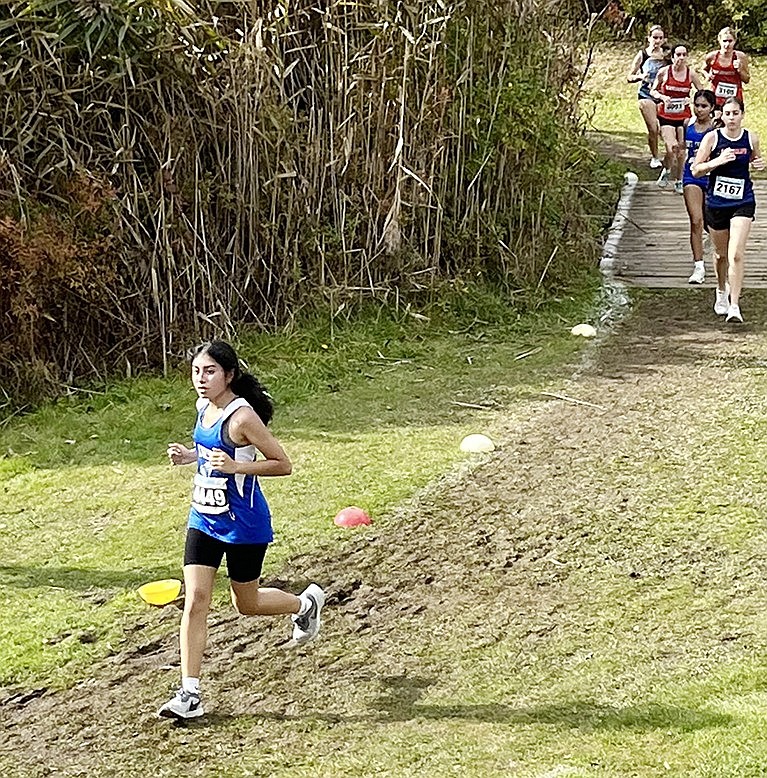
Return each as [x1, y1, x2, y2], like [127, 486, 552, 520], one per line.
[605, 180, 767, 288]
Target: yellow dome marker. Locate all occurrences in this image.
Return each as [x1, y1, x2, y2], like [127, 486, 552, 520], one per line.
[137, 578, 182, 607]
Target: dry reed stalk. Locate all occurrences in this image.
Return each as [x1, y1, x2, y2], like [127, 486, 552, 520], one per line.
[0, 0, 596, 404]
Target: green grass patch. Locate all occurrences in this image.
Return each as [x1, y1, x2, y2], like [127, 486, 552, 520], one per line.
[0, 280, 603, 689]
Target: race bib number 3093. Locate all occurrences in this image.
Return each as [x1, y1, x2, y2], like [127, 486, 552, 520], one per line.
[667, 99, 685, 114]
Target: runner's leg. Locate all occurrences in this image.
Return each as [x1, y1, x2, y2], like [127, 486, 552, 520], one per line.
[180, 564, 216, 678]
[639, 98, 660, 159]
[683, 185, 705, 261]
[726, 216, 753, 308]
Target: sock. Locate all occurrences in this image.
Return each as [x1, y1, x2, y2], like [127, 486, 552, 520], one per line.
[182, 676, 200, 695]
[297, 595, 311, 616]
[694, 260, 704, 269]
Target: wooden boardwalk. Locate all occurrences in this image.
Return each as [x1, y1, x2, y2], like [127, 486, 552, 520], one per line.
[603, 179, 767, 288]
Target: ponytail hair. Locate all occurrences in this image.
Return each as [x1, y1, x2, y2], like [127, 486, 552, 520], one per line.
[193, 340, 274, 425]
[722, 95, 745, 112]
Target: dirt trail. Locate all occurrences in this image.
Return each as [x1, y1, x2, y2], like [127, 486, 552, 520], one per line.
[4, 282, 767, 776]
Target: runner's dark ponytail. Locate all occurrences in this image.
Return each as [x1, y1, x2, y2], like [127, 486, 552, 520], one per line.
[193, 341, 274, 425]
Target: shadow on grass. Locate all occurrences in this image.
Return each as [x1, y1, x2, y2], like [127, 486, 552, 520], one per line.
[174, 675, 732, 734]
[0, 564, 179, 592]
[369, 674, 732, 731]
[372, 700, 732, 732]
[177, 701, 732, 734]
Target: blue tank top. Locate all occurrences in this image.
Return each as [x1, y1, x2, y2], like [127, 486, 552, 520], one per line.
[187, 397, 273, 544]
[707, 129, 755, 208]
[683, 122, 714, 187]
[638, 53, 664, 100]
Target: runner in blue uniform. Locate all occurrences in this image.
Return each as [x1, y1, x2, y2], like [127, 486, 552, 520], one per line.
[692, 97, 765, 322]
[627, 25, 668, 169]
[158, 340, 326, 720]
[683, 89, 717, 284]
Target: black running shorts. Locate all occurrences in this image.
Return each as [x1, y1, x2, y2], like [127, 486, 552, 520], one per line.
[184, 527, 268, 583]
[658, 116, 686, 128]
[705, 201, 756, 231]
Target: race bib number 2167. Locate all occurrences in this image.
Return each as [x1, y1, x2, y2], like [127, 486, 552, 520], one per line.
[714, 176, 745, 200]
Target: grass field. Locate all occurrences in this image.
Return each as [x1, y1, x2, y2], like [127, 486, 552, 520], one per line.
[9, 42, 767, 778]
[0, 286, 605, 690]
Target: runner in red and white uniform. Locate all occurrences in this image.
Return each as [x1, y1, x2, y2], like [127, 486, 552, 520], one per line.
[703, 27, 750, 109]
[651, 44, 704, 194]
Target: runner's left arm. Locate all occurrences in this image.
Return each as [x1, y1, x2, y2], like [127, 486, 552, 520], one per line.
[208, 408, 292, 477]
[691, 131, 732, 178]
[735, 51, 751, 83]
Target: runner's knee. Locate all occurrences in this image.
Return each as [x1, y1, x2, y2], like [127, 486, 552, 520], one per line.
[231, 587, 263, 616]
[185, 587, 212, 615]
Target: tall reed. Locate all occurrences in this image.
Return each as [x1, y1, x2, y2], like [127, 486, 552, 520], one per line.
[0, 0, 601, 405]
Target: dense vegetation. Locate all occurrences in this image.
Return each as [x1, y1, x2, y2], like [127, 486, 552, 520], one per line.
[603, 0, 767, 49]
[0, 0, 614, 406]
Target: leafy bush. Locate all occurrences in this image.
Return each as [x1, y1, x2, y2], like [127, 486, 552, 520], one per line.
[615, 0, 767, 49]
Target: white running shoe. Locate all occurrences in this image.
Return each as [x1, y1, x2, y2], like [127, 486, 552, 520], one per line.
[674, 180, 684, 195]
[688, 262, 705, 284]
[292, 583, 325, 645]
[726, 304, 744, 323]
[657, 168, 670, 188]
[714, 288, 729, 315]
[650, 157, 663, 169]
[158, 688, 204, 720]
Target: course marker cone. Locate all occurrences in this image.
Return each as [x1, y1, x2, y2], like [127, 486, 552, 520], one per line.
[459, 433, 495, 453]
[334, 506, 372, 528]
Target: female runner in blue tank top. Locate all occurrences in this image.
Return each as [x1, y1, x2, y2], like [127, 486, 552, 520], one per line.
[692, 96, 765, 323]
[683, 89, 716, 285]
[627, 25, 668, 169]
[158, 340, 326, 720]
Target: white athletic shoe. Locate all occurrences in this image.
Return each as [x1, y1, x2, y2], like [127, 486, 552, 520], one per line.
[674, 180, 684, 195]
[714, 288, 729, 315]
[726, 304, 744, 323]
[292, 583, 325, 645]
[158, 688, 204, 720]
[650, 157, 663, 169]
[688, 262, 705, 285]
[657, 168, 670, 188]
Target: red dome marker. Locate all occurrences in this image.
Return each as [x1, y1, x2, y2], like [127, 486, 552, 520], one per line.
[334, 506, 372, 528]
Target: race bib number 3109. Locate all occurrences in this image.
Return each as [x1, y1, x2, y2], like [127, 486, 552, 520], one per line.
[192, 473, 231, 515]
[716, 82, 737, 99]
